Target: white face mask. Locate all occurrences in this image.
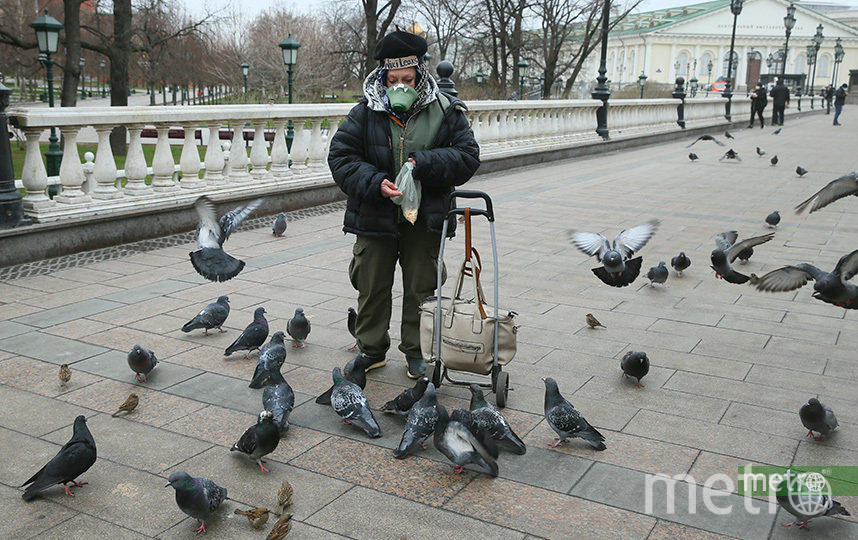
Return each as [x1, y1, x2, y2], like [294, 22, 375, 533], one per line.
[385, 83, 418, 112]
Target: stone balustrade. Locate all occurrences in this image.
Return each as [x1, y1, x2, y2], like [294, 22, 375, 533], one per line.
[10, 97, 743, 223]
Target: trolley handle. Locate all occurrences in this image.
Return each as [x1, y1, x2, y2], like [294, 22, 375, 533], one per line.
[446, 190, 494, 222]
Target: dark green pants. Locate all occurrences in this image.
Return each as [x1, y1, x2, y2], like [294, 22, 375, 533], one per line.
[348, 217, 446, 359]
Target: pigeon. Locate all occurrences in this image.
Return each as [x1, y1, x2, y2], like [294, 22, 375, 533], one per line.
[766, 211, 781, 228]
[756, 146, 766, 157]
[190, 195, 263, 282]
[263, 366, 295, 437]
[688, 152, 699, 162]
[182, 295, 230, 335]
[224, 307, 269, 358]
[710, 231, 775, 284]
[249, 332, 287, 388]
[58, 364, 71, 387]
[770, 155, 779, 166]
[347, 307, 358, 351]
[749, 250, 858, 308]
[330, 367, 382, 438]
[165, 471, 228, 535]
[381, 376, 429, 416]
[21, 415, 97, 501]
[393, 381, 439, 458]
[231, 411, 281, 472]
[464, 383, 526, 455]
[434, 403, 499, 476]
[585, 313, 605, 329]
[569, 219, 660, 287]
[286, 307, 310, 348]
[277, 479, 293, 510]
[799, 398, 839, 440]
[671, 252, 691, 276]
[719, 148, 742, 162]
[645, 261, 669, 287]
[267, 513, 293, 540]
[794, 171, 858, 214]
[686, 134, 725, 147]
[127, 344, 158, 382]
[542, 377, 606, 450]
[315, 353, 375, 405]
[773, 127, 782, 134]
[112, 393, 139, 417]
[272, 213, 287, 237]
[796, 166, 808, 177]
[620, 351, 650, 387]
[725, 130, 734, 139]
[777, 470, 850, 529]
[235, 507, 271, 529]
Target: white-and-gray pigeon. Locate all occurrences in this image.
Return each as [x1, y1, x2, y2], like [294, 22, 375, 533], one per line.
[165, 471, 228, 534]
[21, 415, 96, 501]
[776, 470, 850, 529]
[286, 307, 310, 348]
[249, 331, 287, 388]
[190, 196, 263, 282]
[543, 377, 606, 450]
[182, 295, 230, 335]
[263, 367, 294, 437]
[393, 381, 438, 458]
[749, 249, 858, 309]
[127, 344, 158, 383]
[795, 171, 858, 214]
[799, 398, 839, 440]
[434, 403, 499, 476]
[569, 219, 660, 287]
[224, 307, 269, 358]
[710, 230, 775, 284]
[463, 384, 526, 455]
[330, 367, 382, 438]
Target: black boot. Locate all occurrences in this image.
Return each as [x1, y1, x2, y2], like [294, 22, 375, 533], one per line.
[406, 355, 427, 379]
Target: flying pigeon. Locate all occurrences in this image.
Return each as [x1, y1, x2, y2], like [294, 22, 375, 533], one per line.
[777, 470, 850, 529]
[263, 366, 295, 437]
[543, 377, 606, 450]
[165, 471, 228, 535]
[645, 261, 669, 287]
[393, 381, 439, 458]
[585, 313, 605, 329]
[381, 376, 429, 416]
[190, 196, 263, 282]
[794, 171, 858, 214]
[686, 134, 725, 147]
[766, 211, 781, 228]
[315, 353, 375, 405]
[127, 344, 158, 383]
[224, 307, 269, 358]
[249, 332, 287, 389]
[434, 403, 499, 476]
[799, 398, 839, 440]
[21, 415, 97, 501]
[330, 367, 382, 438]
[725, 130, 734, 139]
[569, 219, 660, 287]
[231, 410, 281, 472]
[112, 393, 139, 417]
[347, 307, 358, 351]
[463, 383, 526, 455]
[756, 147, 766, 157]
[272, 213, 287, 237]
[58, 364, 71, 387]
[796, 166, 808, 177]
[710, 231, 775, 284]
[182, 296, 230, 335]
[688, 152, 699, 162]
[719, 148, 742, 162]
[620, 351, 650, 387]
[749, 250, 858, 309]
[773, 127, 782, 134]
[234, 507, 271, 529]
[671, 252, 691, 276]
[286, 307, 310, 348]
[770, 155, 779, 166]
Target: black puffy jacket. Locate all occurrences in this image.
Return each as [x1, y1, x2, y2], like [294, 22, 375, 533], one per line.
[328, 93, 480, 238]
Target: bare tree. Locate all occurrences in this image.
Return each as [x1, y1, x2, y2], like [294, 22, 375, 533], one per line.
[408, 0, 477, 63]
[362, 0, 403, 76]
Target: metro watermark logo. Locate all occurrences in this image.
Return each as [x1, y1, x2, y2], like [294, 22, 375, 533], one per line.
[738, 466, 858, 497]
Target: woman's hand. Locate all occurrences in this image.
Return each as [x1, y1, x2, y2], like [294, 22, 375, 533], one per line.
[380, 179, 403, 198]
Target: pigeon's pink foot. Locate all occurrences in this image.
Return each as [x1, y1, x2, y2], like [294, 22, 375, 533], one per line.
[452, 465, 466, 474]
[340, 418, 353, 425]
[63, 484, 76, 496]
[348, 343, 358, 351]
[71, 480, 87, 487]
[135, 373, 146, 383]
[549, 438, 566, 448]
[814, 434, 825, 441]
[258, 462, 270, 473]
[219, 327, 227, 333]
[806, 430, 815, 438]
[636, 381, 644, 388]
[195, 522, 207, 534]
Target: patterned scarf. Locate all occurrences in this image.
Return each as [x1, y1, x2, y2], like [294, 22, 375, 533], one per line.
[363, 62, 440, 123]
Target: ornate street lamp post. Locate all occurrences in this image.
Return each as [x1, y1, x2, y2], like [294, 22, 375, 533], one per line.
[806, 44, 816, 109]
[833, 37, 845, 85]
[476, 70, 484, 86]
[782, 3, 797, 80]
[279, 34, 300, 150]
[591, 0, 611, 140]
[241, 61, 249, 98]
[809, 24, 824, 108]
[99, 59, 106, 98]
[638, 72, 647, 98]
[30, 9, 64, 188]
[79, 57, 86, 100]
[723, 0, 743, 122]
[706, 60, 713, 96]
[516, 59, 528, 99]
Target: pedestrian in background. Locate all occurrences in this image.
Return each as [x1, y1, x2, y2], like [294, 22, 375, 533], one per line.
[748, 82, 767, 128]
[834, 83, 848, 125]
[770, 80, 790, 126]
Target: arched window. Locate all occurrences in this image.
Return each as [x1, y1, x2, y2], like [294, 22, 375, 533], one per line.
[817, 54, 831, 77]
[677, 52, 689, 76]
[701, 52, 714, 76]
[794, 53, 806, 75]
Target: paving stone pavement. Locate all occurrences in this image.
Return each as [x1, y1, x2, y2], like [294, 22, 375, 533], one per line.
[2, 114, 858, 539]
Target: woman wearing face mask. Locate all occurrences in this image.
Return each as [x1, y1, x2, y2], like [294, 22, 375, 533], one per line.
[328, 30, 480, 380]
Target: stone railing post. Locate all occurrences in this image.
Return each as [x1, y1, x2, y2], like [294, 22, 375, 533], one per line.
[180, 123, 204, 189]
[54, 127, 91, 204]
[92, 127, 120, 199]
[20, 128, 54, 210]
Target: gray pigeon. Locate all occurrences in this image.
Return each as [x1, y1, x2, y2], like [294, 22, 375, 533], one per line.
[263, 367, 295, 437]
[272, 213, 287, 236]
[770, 155, 779, 166]
[795, 171, 858, 214]
[190, 196, 263, 282]
[710, 231, 775, 284]
[773, 127, 782, 134]
[182, 295, 230, 335]
[756, 146, 766, 157]
[719, 148, 741, 162]
[569, 220, 660, 287]
[127, 344, 158, 383]
[330, 367, 382, 438]
[224, 307, 269, 358]
[165, 471, 228, 534]
[381, 376, 429, 416]
[286, 307, 310, 348]
[434, 404, 499, 476]
[620, 351, 650, 387]
[249, 331, 287, 389]
[347, 307, 358, 351]
[21, 415, 96, 501]
[645, 261, 669, 287]
[725, 130, 734, 139]
[464, 384, 526, 455]
[688, 152, 699, 162]
[799, 398, 839, 440]
[671, 252, 691, 276]
[766, 210, 780, 227]
[542, 377, 606, 450]
[393, 382, 438, 458]
[749, 249, 858, 309]
[315, 353, 375, 405]
[230, 411, 281, 472]
[796, 166, 808, 177]
[686, 134, 725, 147]
[776, 470, 850, 529]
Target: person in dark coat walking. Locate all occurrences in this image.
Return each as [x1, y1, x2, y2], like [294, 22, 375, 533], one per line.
[748, 83, 767, 128]
[825, 84, 834, 114]
[328, 30, 480, 380]
[834, 83, 848, 125]
[770, 81, 790, 126]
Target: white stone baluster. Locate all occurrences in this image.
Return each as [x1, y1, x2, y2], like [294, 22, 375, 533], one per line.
[249, 121, 270, 180]
[290, 120, 308, 171]
[308, 118, 325, 168]
[21, 128, 54, 209]
[269, 120, 290, 178]
[180, 124, 204, 189]
[486, 111, 499, 144]
[203, 123, 225, 185]
[54, 127, 91, 204]
[124, 127, 152, 196]
[221, 141, 232, 178]
[82, 152, 94, 194]
[151, 125, 178, 192]
[324, 117, 339, 156]
[229, 123, 250, 182]
[92, 128, 120, 199]
[471, 112, 482, 143]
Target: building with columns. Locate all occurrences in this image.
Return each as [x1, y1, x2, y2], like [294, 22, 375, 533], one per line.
[596, 0, 858, 94]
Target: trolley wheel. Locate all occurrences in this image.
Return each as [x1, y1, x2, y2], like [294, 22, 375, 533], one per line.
[495, 370, 509, 408]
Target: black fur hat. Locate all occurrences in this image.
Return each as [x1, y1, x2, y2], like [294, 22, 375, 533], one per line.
[374, 30, 427, 69]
